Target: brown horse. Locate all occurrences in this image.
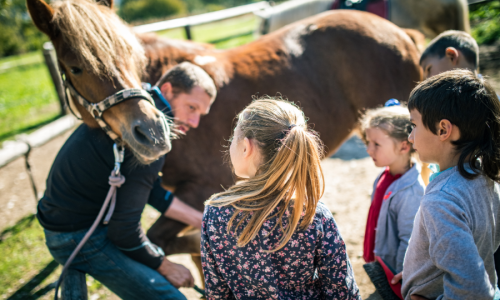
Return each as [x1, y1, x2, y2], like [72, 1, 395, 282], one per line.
[145, 11, 422, 258]
[28, 0, 422, 283]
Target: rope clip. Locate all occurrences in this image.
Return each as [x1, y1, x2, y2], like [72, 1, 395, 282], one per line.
[113, 143, 125, 175]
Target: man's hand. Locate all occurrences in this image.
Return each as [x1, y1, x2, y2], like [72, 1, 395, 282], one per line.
[391, 272, 403, 285]
[157, 258, 194, 288]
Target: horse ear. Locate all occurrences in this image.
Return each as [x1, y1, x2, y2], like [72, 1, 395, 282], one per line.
[97, 0, 114, 9]
[26, 0, 57, 39]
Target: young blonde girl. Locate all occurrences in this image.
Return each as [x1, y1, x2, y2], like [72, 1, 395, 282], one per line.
[201, 98, 360, 299]
[361, 102, 425, 278]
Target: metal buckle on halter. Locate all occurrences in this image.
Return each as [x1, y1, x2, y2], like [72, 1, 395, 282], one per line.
[90, 103, 102, 118]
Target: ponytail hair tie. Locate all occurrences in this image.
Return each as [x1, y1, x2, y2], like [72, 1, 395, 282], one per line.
[288, 124, 296, 130]
[385, 99, 400, 107]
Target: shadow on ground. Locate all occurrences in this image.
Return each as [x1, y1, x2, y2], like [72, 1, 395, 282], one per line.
[331, 136, 369, 160]
[6, 261, 57, 300]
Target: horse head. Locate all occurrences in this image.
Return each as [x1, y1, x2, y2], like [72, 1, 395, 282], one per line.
[27, 0, 171, 164]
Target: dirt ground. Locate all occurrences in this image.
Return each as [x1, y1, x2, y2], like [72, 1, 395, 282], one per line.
[0, 129, 382, 299]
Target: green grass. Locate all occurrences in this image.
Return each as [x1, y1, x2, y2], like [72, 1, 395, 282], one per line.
[0, 206, 161, 299]
[0, 52, 44, 69]
[0, 63, 61, 142]
[156, 13, 257, 48]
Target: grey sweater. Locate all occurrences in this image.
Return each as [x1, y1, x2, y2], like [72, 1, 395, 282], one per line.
[402, 166, 500, 300]
[373, 163, 425, 273]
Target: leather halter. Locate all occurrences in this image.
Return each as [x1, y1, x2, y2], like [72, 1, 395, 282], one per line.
[61, 71, 156, 145]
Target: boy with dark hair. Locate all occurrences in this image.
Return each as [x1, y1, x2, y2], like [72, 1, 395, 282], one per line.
[420, 30, 479, 79]
[402, 69, 500, 300]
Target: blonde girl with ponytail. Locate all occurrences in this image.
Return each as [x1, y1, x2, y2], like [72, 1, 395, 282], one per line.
[201, 98, 360, 299]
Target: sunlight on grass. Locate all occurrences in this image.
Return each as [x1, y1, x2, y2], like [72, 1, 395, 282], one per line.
[0, 52, 43, 68]
[0, 206, 162, 299]
[0, 63, 60, 141]
[156, 13, 257, 48]
[0, 215, 54, 298]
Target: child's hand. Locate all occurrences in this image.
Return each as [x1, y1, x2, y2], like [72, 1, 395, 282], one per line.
[391, 272, 402, 284]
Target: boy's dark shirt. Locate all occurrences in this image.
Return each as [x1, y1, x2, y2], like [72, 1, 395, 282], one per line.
[37, 124, 172, 269]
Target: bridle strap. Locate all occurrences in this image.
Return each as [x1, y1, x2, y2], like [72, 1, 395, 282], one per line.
[62, 73, 156, 145]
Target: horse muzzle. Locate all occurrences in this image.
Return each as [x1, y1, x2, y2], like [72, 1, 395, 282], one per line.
[122, 111, 172, 165]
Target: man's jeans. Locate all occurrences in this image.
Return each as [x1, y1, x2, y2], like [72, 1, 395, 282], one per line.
[44, 226, 186, 300]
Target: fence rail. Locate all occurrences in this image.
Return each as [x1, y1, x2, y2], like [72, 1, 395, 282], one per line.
[134, 1, 269, 36]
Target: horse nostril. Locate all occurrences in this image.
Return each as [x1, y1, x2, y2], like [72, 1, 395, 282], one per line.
[132, 122, 154, 145]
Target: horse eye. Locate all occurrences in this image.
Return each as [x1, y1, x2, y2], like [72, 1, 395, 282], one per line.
[70, 67, 82, 75]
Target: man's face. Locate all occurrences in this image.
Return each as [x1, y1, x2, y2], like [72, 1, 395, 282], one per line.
[408, 109, 442, 164]
[161, 83, 213, 134]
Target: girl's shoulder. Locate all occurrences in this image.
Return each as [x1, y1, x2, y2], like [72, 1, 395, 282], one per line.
[311, 201, 339, 232]
[204, 203, 236, 219]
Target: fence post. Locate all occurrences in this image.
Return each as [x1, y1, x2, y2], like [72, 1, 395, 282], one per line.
[184, 24, 192, 40]
[42, 42, 66, 115]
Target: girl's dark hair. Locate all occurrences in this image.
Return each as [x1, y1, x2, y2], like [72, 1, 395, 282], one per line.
[408, 69, 500, 182]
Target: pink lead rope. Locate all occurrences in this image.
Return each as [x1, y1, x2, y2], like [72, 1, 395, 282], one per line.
[54, 144, 125, 300]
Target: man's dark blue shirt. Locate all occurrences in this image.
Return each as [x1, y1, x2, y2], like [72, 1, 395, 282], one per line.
[38, 124, 173, 269]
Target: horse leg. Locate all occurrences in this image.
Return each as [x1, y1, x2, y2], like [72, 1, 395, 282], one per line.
[147, 215, 188, 250]
[191, 254, 204, 289]
[161, 231, 201, 256]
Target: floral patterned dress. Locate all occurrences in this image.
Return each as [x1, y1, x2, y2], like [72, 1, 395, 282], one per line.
[201, 201, 361, 300]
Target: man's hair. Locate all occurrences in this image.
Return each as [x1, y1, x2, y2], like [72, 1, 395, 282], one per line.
[155, 62, 217, 101]
[408, 69, 500, 182]
[420, 30, 479, 69]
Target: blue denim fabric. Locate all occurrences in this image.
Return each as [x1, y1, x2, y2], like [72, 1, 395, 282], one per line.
[44, 226, 186, 300]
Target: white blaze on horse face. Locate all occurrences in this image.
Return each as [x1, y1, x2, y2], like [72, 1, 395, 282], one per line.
[194, 55, 217, 65]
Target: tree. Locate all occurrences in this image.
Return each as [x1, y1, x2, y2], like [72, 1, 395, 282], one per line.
[0, 0, 47, 57]
[119, 0, 186, 23]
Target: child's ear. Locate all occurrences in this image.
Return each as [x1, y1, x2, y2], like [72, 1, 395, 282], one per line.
[400, 141, 411, 154]
[243, 137, 252, 158]
[445, 47, 460, 66]
[437, 119, 454, 141]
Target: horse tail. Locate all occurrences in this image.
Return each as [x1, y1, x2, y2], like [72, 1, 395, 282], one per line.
[456, 0, 471, 33]
[402, 28, 426, 54]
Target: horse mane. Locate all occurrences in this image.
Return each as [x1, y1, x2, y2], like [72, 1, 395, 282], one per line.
[52, 0, 146, 79]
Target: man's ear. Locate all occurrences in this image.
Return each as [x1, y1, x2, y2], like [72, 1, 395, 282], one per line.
[437, 119, 455, 141]
[160, 82, 174, 100]
[445, 47, 460, 66]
